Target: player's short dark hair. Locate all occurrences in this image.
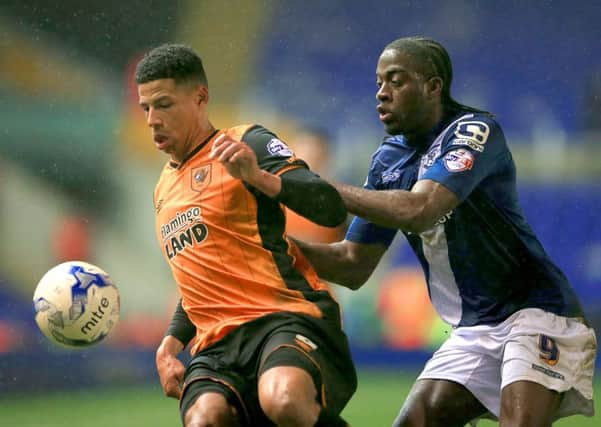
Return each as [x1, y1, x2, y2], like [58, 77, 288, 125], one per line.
[135, 43, 208, 86]
[385, 36, 489, 115]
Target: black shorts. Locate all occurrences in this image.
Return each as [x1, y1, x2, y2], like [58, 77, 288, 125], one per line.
[179, 311, 357, 426]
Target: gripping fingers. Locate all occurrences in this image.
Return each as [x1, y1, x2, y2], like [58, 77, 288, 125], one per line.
[209, 134, 233, 160]
[210, 133, 245, 160]
[218, 143, 244, 163]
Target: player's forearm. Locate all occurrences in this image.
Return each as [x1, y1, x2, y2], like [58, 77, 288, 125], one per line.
[291, 239, 370, 289]
[246, 168, 347, 227]
[245, 169, 282, 197]
[334, 183, 429, 233]
[275, 169, 347, 227]
[157, 334, 185, 358]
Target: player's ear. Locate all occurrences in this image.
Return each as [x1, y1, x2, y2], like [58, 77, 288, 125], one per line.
[426, 76, 443, 99]
[195, 85, 209, 105]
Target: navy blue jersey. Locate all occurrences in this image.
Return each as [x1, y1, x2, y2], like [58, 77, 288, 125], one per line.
[346, 112, 584, 327]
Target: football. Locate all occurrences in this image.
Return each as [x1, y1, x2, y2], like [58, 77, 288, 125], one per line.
[33, 261, 120, 348]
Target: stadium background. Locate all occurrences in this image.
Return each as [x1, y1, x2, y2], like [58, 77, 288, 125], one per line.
[0, 1, 600, 425]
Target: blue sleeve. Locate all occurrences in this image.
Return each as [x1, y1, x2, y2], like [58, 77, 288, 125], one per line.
[345, 216, 397, 247]
[344, 149, 398, 247]
[422, 116, 509, 201]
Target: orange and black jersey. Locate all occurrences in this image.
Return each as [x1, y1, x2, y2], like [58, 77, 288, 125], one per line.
[154, 124, 343, 354]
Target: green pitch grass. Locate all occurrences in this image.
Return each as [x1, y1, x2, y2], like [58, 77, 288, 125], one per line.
[0, 369, 598, 426]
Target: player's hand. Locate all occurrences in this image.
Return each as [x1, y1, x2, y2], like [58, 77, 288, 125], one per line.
[156, 336, 186, 399]
[209, 132, 261, 182]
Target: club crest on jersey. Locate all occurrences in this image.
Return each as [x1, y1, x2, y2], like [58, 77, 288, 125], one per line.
[443, 148, 474, 172]
[381, 170, 401, 184]
[453, 121, 490, 150]
[421, 144, 442, 169]
[191, 164, 211, 192]
[267, 138, 294, 157]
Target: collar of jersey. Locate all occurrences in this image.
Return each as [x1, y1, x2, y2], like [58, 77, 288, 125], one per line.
[169, 129, 220, 169]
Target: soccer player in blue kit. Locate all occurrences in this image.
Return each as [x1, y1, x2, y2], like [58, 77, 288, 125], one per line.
[293, 36, 597, 426]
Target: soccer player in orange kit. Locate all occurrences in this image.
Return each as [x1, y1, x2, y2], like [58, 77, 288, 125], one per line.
[136, 43, 356, 427]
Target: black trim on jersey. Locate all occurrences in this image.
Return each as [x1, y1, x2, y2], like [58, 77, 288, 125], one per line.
[170, 129, 219, 169]
[240, 125, 344, 322]
[166, 298, 196, 346]
[255, 186, 342, 324]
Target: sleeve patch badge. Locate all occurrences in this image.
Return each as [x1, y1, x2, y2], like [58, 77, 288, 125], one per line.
[443, 148, 474, 172]
[267, 138, 294, 157]
[453, 121, 490, 148]
[451, 138, 485, 152]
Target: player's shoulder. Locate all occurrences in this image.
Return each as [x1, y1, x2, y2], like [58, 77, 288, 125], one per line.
[373, 135, 412, 159]
[365, 135, 415, 179]
[226, 123, 272, 141]
[156, 159, 176, 180]
[154, 161, 172, 191]
[369, 135, 413, 169]
[443, 112, 506, 153]
[227, 123, 289, 153]
[447, 112, 503, 135]
[224, 123, 276, 143]
[226, 123, 302, 167]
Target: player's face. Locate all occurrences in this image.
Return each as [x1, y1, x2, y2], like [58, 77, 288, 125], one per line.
[376, 49, 437, 136]
[137, 78, 207, 161]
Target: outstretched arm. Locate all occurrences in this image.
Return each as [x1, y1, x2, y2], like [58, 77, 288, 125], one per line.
[334, 179, 459, 233]
[275, 167, 346, 227]
[291, 238, 387, 290]
[210, 133, 346, 227]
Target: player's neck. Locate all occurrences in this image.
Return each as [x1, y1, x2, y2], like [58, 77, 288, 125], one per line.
[191, 122, 216, 151]
[405, 107, 444, 150]
[171, 122, 216, 165]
